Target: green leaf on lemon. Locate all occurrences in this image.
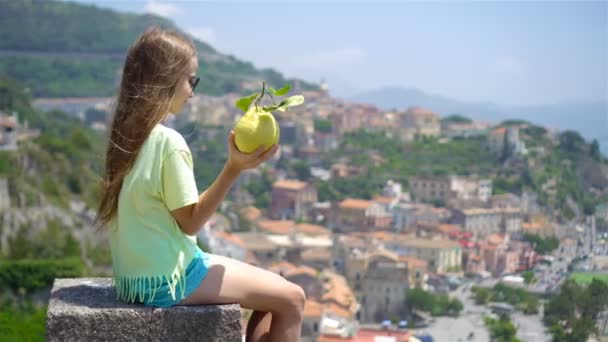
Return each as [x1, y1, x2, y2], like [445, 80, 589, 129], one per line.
[235, 93, 258, 112]
[269, 84, 291, 96]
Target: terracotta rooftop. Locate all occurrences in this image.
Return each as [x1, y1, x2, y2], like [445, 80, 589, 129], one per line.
[239, 206, 262, 222]
[256, 220, 295, 235]
[322, 272, 357, 314]
[284, 265, 318, 279]
[398, 256, 428, 269]
[407, 106, 438, 117]
[318, 328, 411, 342]
[273, 179, 309, 191]
[339, 198, 373, 210]
[395, 237, 460, 249]
[367, 248, 400, 261]
[304, 300, 323, 318]
[486, 234, 505, 246]
[302, 248, 332, 261]
[492, 127, 507, 135]
[439, 224, 462, 234]
[296, 223, 331, 236]
[373, 196, 394, 204]
[234, 232, 276, 251]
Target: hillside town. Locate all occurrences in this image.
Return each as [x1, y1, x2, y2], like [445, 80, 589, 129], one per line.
[26, 86, 608, 342]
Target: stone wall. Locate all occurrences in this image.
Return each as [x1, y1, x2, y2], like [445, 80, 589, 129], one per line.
[46, 278, 242, 342]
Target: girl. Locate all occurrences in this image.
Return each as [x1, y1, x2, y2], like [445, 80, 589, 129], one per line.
[96, 27, 306, 342]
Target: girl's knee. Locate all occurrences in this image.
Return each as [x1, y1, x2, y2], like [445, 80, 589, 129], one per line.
[290, 283, 306, 311]
[279, 282, 306, 315]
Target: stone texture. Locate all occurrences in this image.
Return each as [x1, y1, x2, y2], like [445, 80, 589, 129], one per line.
[46, 278, 242, 342]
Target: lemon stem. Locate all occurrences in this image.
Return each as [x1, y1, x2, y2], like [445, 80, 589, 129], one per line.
[254, 81, 266, 110]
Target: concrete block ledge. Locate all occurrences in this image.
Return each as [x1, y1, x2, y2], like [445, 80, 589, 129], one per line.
[46, 278, 242, 342]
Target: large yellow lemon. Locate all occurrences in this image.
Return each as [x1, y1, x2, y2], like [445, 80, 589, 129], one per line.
[234, 107, 280, 153]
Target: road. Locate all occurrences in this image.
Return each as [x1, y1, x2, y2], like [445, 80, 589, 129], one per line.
[411, 282, 550, 342]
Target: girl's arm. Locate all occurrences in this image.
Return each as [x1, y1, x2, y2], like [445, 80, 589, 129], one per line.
[171, 130, 278, 235]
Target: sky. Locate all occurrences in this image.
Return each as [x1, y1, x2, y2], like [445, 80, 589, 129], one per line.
[70, 0, 607, 107]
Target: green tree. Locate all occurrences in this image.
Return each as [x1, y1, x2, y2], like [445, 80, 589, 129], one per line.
[523, 233, 559, 254]
[559, 131, 585, 155]
[484, 314, 521, 342]
[313, 118, 332, 133]
[447, 298, 464, 316]
[407, 288, 435, 312]
[522, 270, 536, 285]
[501, 129, 511, 162]
[472, 286, 491, 305]
[579, 279, 608, 319]
[544, 282, 578, 327]
[292, 160, 312, 182]
[589, 139, 601, 160]
[522, 297, 539, 315]
[442, 114, 472, 124]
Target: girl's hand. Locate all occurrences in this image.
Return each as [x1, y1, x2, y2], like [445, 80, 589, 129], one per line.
[226, 130, 279, 173]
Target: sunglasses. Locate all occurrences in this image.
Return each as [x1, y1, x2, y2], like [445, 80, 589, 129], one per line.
[187, 75, 200, 92]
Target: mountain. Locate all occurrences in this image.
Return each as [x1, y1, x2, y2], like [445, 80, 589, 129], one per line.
[0, 0, 318, 97]
[350, 86, 608, 153]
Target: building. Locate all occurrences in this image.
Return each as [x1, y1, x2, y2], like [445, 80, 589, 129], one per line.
[393, 107, 441, 142]
[0, 112, 17, 151]
[197, 230, 246, 261]
[521, 222, 555, 238]
[451, 177, 493, 202]
[301, 248, 332, 271]
[256, 219, 295, 235]
[488, 127, 507, 155]
[318, 328, 411, 342]
[441, 120, 491, 139]
[302, 300, 323, 340]
[450, 207, 522, 237]
[270, 180, 317, 220]
[232, 232, 281, 266]
[487, 126, 527, 156]
[409, 175, 493, 204]
[409, 176, 452, 203]
[385, 236, 462, 273]
[399, 256, 429, 289]
[334, 198, 391, 232]
[361, 258, 409, 323]
[383, 179, 407, 200]
[330, 162, 365, 178]
[284, 266, 324, 301]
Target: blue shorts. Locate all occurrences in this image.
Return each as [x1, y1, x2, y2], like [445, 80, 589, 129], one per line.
[141, 249, 211, 308]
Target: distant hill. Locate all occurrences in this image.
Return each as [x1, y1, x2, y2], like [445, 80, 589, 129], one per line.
[351, 86, 608, 153]
[0, 0, 318, 97]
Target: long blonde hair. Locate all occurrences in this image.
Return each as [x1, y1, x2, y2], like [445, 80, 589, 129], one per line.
[96, 27, 196, 228]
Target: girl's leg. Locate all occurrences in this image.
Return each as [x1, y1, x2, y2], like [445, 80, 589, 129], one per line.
[179, 254, 306, 342]
[246, 310, 271, 342]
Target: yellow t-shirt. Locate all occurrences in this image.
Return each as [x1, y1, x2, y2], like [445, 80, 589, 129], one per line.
[110, 123, 200, 303]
